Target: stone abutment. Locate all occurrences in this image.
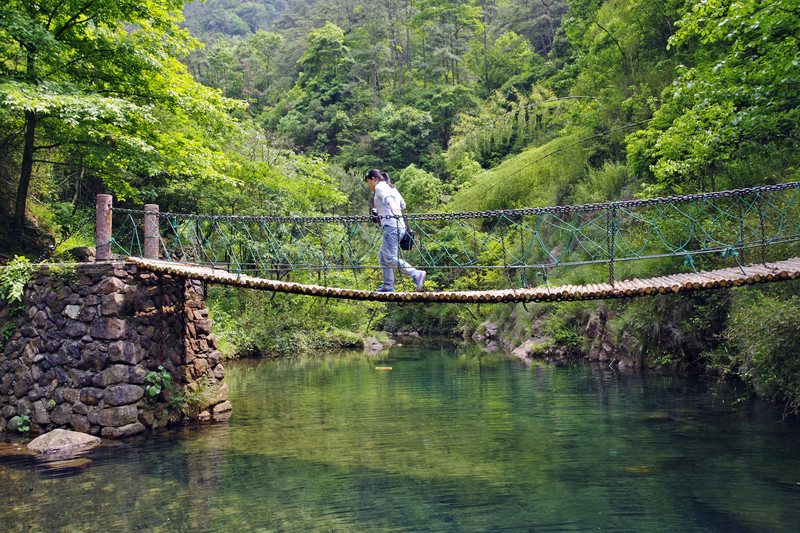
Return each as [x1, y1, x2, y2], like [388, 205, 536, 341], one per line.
[0, 261, 230, 438]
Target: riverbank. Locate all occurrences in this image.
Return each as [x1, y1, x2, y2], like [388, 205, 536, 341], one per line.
[457, 280, 800, 415]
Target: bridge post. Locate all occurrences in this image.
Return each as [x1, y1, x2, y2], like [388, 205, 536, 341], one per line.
[96, 194, 113, 261]
[144, 204, 160, 260]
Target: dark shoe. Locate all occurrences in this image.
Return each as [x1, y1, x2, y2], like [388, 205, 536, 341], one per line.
[375, 285, 394, 293]
[413, 271, 426, 291]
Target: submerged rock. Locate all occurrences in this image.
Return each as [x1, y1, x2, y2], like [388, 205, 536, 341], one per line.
[364, 337, 394, 355]
[41, 457, 93, 470]
[0, 442, 32, 457]
[27, 429, 101, 454]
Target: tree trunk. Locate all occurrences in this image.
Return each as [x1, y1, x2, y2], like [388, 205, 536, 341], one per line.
[405, 1, 412, 72]
[422, 38, 428, 90]
[13, 110, 37, 248]
[540, 0, 557, 56]
[372, 51, 380, 108]
[71, 164, 85, 207]
[386, 1, 398, 95]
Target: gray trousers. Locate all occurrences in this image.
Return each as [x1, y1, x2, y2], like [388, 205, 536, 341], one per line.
[379, 225, 421, 289]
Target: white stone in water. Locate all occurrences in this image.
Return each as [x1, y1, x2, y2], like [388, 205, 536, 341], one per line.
[27, 429, 101, 454]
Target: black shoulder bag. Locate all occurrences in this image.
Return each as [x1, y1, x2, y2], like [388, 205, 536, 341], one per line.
[399, 215, 415, 250]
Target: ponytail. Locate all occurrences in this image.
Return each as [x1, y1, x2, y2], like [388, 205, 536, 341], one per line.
[365, 168, 397, 188]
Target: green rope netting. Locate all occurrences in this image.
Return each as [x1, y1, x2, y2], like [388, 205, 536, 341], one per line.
[107, 183, 800, 289]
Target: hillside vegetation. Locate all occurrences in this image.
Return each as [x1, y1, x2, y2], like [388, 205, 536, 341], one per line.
[2, 0, 800, 412]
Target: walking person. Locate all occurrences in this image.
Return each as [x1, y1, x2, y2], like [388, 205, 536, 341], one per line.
[365, 169, 426, 292]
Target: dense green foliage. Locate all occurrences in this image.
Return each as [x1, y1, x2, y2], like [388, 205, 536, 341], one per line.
[719, 285, 800, 415]
[0, 255, 32, 305]
[627, 0, 800, 194]
[2, 0, 800, 411]
[0, 0, 245, 248]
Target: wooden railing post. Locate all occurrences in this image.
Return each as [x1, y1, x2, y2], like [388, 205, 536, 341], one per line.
[96, 194, 112, 261]
[144, 204, 160, 260]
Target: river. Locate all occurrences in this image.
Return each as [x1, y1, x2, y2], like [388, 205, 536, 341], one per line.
[1, 340, 799, 532]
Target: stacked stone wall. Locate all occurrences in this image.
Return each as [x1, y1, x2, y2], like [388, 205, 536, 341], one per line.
[0, 261, 230, 438]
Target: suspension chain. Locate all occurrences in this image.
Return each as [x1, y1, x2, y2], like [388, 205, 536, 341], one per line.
[110, 181, 800, 224]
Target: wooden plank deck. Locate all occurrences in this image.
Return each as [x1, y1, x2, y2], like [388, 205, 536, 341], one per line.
[127, 256, 800, 303]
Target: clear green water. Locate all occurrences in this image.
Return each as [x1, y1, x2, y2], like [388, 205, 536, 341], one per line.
[1, 342, 800, 532]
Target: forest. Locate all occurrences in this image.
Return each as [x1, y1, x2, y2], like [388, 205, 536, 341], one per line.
[2, 0, 800, 412]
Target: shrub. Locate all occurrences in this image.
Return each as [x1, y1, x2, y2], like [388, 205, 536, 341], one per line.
[723, 286, 800, 415]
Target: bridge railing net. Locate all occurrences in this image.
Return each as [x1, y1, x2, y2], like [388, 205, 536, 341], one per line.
[108, 182, 800, 287]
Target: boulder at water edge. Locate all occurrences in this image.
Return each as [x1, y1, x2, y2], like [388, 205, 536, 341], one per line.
[27, 429, 101, 454]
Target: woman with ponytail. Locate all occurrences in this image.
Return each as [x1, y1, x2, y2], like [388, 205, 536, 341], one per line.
[364, 168, 426, 292]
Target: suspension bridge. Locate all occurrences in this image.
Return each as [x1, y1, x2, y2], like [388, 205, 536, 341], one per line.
[98, 182, 800, 303]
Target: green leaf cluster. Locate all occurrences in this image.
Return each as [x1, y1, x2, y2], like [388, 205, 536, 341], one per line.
[9, 414, 31, 434]
[0, 256, 32, 306]
[0, 0, 245, 244]
[144, 366, 173, 398]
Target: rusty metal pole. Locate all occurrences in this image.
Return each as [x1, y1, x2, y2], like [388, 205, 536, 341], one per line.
[96, 194, 112, 261]
[143, 204, 160, 260]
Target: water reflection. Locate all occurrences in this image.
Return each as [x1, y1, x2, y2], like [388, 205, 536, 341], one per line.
[1, 342, 799, 532]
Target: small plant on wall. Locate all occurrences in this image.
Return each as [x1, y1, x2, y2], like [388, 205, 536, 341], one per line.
[0, 255, 33, 312]
[48, 251, 78, 284]
[0, 256, 33, 351]
[172, 378, 219, 416]
[0, 322, 15, 351]
[144, 366, 172, 400]
[10, 414, 31, 434]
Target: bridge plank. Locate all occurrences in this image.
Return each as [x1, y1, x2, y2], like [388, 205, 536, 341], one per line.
[127, 257, 800, 304]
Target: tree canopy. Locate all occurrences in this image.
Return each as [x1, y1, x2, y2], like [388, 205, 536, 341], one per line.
[627, 0, 800, 193]
[2, 0, 800, 249]
[0, 0, 241, 245]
